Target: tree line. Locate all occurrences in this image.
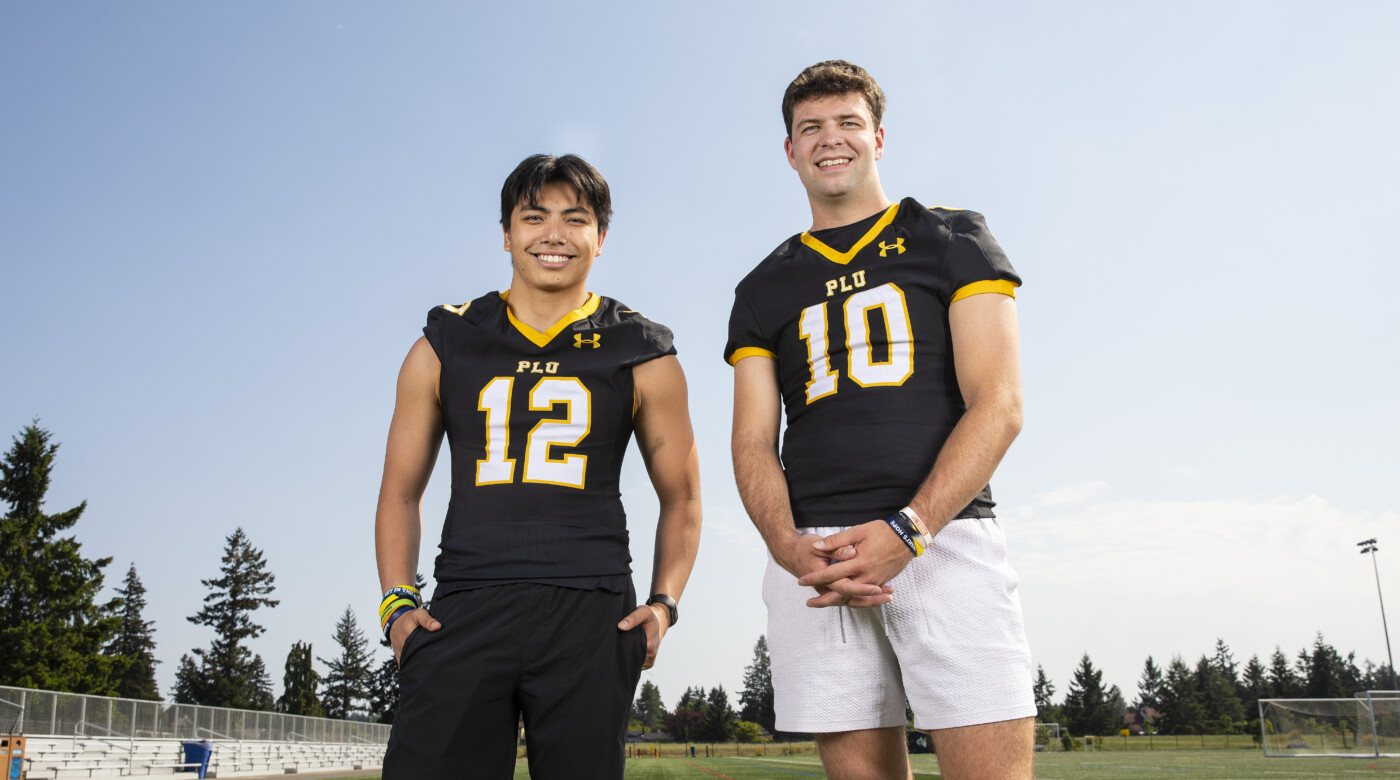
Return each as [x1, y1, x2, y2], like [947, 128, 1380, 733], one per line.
[1036, 637, 1397, 739]
[0, 422, 403, 721]
[4, 422, 1395, 735]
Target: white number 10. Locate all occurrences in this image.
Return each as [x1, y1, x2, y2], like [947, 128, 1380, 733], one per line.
[797, 283, 914, 404]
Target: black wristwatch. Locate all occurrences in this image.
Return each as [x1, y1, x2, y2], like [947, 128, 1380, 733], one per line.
[646, 594, 678, 627]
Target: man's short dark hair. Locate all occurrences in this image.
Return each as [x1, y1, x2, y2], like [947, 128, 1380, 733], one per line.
[500, 154, 613, 234]
[781, 60, 886, 139]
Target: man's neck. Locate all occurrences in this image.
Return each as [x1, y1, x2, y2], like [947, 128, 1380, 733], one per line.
[807, 187, 893, 232]
[504, 282, 590, 333]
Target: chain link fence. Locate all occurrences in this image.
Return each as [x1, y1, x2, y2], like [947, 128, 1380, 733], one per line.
[0, 684, 389, 744]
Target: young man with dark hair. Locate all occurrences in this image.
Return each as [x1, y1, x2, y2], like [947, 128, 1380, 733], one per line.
[377, 153, 701, 779]
[727, 61, 1035, 779]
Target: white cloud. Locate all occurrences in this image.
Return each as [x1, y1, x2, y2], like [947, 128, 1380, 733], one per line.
[1035, 480, 1108, 507]
[1002, 494, 1400, 700]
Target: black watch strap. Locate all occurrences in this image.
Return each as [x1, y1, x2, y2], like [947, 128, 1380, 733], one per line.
[646, 594, 678, 627]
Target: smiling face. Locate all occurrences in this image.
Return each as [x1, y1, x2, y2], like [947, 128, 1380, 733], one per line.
[502, 181, 605, 297]
[784, 92, 886, 207]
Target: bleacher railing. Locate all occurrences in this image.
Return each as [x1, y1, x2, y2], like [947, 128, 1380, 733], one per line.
[0, 684, 390, 744]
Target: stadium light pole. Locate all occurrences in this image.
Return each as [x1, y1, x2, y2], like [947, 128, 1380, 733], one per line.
[1357, 539, 1397, 691]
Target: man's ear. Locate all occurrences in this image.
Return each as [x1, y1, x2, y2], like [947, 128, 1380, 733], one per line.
[595, 230, 606, 256]
[503, 225, 511, 252]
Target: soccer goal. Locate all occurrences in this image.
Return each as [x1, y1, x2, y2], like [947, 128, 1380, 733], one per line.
[1259, 692, 1400, 757]
[1033, 722, 1063, 752]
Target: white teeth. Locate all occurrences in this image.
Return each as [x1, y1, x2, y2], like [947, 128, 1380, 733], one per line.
[536, 254, 571, 264]
[818, 158, 851, 167]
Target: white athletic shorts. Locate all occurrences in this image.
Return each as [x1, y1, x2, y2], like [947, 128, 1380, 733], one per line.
[764, 517, 1036, 733]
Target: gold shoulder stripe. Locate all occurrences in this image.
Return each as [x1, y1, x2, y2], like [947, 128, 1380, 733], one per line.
[727, 347, 777, 366]
[442, 301, 472, 316]
[504, 292, 602, 348]
[950, 279, 1018, 303]
[929, 206, 967, 212]
[800, 202, 900, 265]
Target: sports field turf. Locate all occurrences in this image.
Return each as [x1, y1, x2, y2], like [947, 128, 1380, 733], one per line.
[330, 750, 1400, 779]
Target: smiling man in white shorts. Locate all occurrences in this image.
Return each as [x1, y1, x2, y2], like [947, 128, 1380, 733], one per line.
[727, 60, 1035, 780]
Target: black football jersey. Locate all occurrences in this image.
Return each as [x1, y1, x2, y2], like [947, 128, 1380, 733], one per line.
[724, 197, 1021, 528]
[424, 291, 675, 584]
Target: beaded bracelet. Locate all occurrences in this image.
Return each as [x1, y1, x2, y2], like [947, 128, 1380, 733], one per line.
[882, 514, 920, 557]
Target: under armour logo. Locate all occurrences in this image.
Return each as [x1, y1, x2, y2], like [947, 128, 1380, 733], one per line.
[879, 238, 906, 257]
[574, 334, 601, 349]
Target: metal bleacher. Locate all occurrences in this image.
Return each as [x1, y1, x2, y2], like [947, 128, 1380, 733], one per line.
[1, 684, 388, 778]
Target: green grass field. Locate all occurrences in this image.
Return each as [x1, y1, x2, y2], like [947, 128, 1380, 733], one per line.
[328, 749, 1400, 779]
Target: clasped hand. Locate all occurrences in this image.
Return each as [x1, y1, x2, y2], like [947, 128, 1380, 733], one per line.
[780, 520, 914, 608]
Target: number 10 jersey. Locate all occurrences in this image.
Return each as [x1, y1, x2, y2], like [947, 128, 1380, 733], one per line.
[724, 198, 1021, 528]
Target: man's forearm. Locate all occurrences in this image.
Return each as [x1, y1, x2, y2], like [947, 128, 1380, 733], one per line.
[907, 395, 1021, 534]
[375, 497, 423, 592]
[649, 498, 701, 599]
[732, 437, 801, 555]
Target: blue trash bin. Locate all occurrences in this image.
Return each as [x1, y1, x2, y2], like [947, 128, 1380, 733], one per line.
[180, 741, 213, 779]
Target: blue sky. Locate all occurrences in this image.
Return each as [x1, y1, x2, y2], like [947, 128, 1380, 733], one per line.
[2, 1, 1398, 712]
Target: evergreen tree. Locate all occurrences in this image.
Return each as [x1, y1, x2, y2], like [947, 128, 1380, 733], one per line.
[1062, 654, 1116, 737]
[1033, 665, 1061, 724]
[1105, 684, 1127, 729]
[700, 685, 737, 742]
[319, 606, 372, 720]
[1240, 655, 1268, 721]
[1305, 633, 1349, 699]
[172, 655, 201, 704]
[634, 681, 665, 730]
[1157, 654, 1203, 735]
[182, 527, 279, 709]
[0, 423, 122, 693]
[277, 641, 324, 717]
[103, 563, 159, 700]
[1267, 647, 1301, 698]
[1193, 654, 1244, 732]
[1211, 639, 1239, 689]
[737, 635, 775, 734]
[1136, 656, 1164, 715]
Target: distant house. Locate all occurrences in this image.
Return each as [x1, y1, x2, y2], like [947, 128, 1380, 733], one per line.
[1123, 707, 1162, 735]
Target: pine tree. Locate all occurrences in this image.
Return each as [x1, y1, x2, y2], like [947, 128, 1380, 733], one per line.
[1267, 647, 1301, 698]
[1062, 654, 1116, 737]
[277, 641, 324, 717]
[103, 564, 159, 700]
[319, 606, 372, 720]
[1136, 656, 1164, 715]
[737, 635, 775, 735]
[1193, 654, 1244, 732]
[0, 423, 122, 694]
[182, 527, 279, 709]
[700, 685, 737, 742]
[634, 681, 665, 730]
[1157, 654, 1204, 735]
[1240, 655, 1268, 722]
[1033, 664, 1060, 724]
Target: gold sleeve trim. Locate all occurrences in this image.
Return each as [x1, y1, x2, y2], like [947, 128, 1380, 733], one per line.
[727, 347, 777, 366]
[442, 301, 472, 316]
[950, 279, 1018, 303]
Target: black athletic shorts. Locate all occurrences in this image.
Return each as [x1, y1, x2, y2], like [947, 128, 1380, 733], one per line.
[383, 582, 646, 779]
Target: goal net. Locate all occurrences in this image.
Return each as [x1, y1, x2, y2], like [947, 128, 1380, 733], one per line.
[1259, 692, 1400, 757]
[1034, 722, 1063, 752]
